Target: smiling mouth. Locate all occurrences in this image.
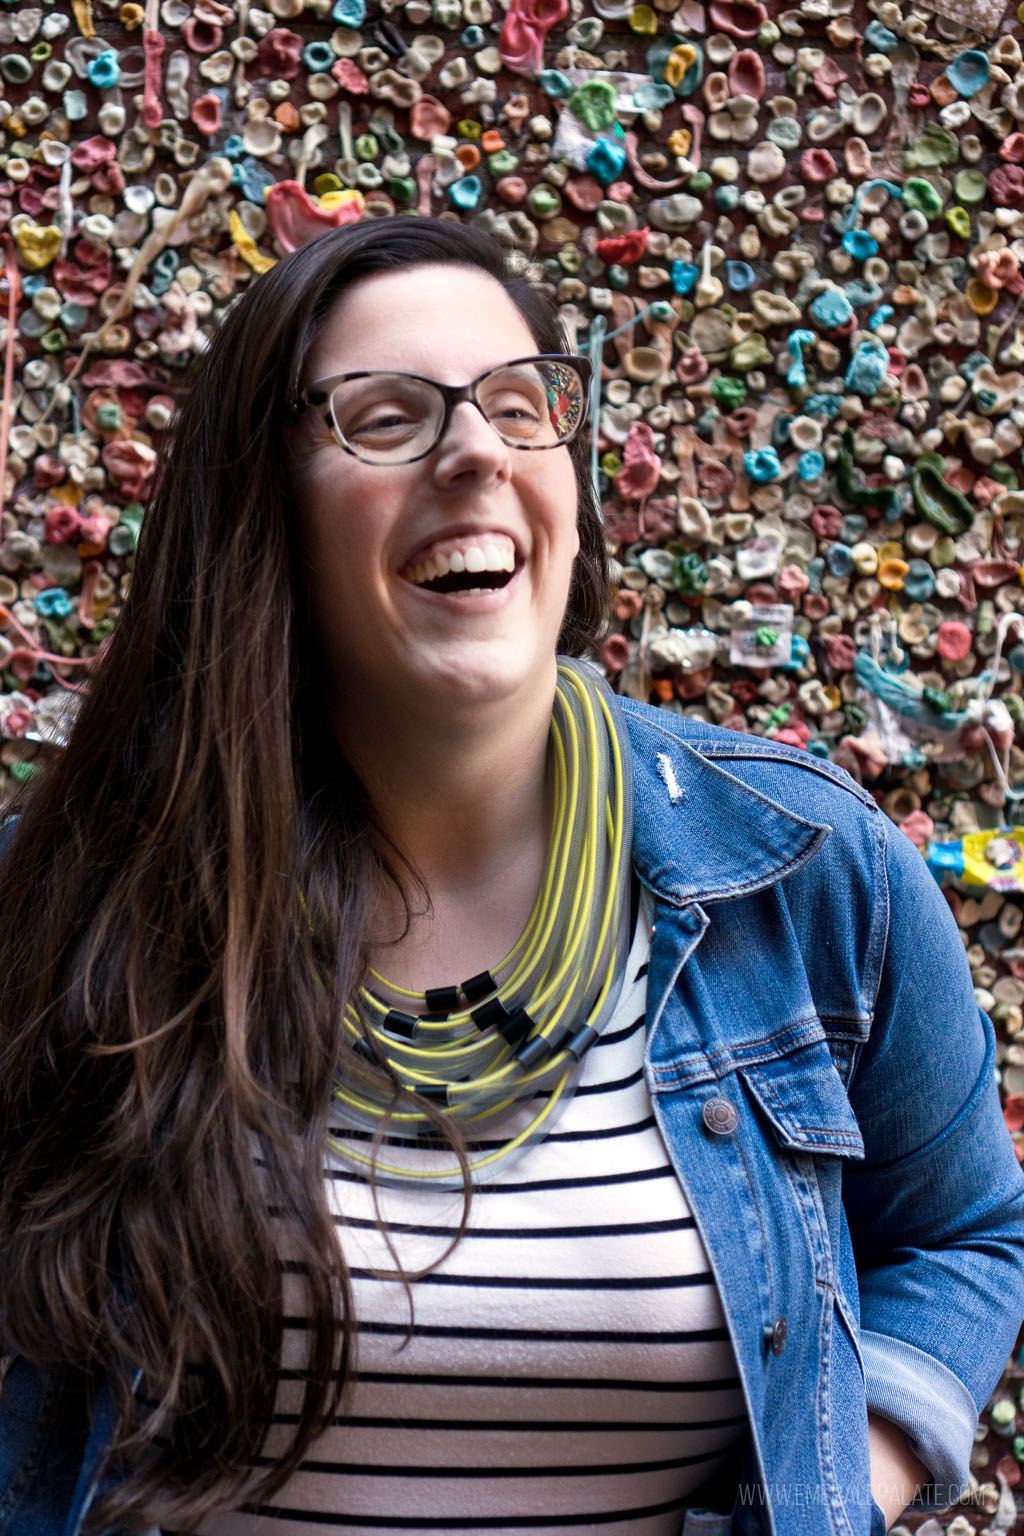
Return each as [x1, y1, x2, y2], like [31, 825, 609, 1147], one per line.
[418, 569, 514, 595]
[404, 534, 518, 596]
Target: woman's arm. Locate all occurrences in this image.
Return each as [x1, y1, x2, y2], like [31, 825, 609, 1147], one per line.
[867, 1412, 929, 1530]
[844, 821, 1024, 1513]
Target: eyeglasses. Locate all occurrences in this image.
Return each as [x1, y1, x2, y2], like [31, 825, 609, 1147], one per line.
[299, 354, 593, 465]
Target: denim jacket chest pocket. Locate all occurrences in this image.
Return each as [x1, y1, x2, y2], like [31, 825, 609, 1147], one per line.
[738, 1036, 865, 1293]
[645, 892, 869, 1319]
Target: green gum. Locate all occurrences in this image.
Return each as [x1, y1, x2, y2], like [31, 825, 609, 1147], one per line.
[836, 430, 902, 517]
[910, 453, 975, 536]
[944, 205, 970, 238]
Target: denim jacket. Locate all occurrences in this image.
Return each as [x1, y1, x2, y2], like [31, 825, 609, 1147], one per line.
[3, 699, 1024, 1536]
[620, 700, 1024, 1536]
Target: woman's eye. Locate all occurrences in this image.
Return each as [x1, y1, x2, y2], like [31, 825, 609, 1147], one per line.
[488, 392, 545, 424]
[353, 409, 417, 435]
[339, 403, 424, 441]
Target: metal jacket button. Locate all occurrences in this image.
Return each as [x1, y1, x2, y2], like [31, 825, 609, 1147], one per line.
[769, 1317, 788, 1355]
[702, 1096, 739, 1136]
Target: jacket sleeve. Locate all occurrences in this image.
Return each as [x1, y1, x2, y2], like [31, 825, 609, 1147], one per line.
[841, 816, 1024, 1511]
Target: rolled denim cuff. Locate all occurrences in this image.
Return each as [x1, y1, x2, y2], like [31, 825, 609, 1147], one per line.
[861, 1330, 976, 1512]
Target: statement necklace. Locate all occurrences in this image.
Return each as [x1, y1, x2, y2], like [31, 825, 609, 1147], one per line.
[328, 657, 635, 1188]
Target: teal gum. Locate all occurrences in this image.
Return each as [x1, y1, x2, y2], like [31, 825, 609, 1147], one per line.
[843, 279, 882, 308]
[303, 40, 334, 70]
[150, 249, 180, 296]
[86, 49, 119, 86]
[34, 588, 74, 618]
[785, 329, 816, 388]
[810, 288, 854, 328]
[863, 19, 898, 50]
[725, 260, 755, 291]
[798, 450, 825, 481]
[634, 81, 674, 109]
[538, 69, 571, 96]
[845, 338, 891, 396]
[826, 544, 853, 578]
[0, 53, 32, 84]
[586, 139, 627, 185]
[671, 264, 698, 298]
[449, 175, 482, 209]
[744, 446, 783, 483]
[771, 414, 793, 448]
[947, 49, 989, 98]
[59, 301, 88, 333]
[903, 560, 936, 602]
[842, 230, 878, 261]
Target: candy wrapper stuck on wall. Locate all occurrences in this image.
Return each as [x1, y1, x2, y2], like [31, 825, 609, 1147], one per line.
[927, 828, 1024, 892]
[728, 603, 794, 670]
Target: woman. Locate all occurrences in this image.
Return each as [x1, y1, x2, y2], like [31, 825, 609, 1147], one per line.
[0, 217, 1021, 1536]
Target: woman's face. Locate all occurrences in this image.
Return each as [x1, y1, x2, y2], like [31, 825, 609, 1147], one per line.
[291, 264, 580, 739]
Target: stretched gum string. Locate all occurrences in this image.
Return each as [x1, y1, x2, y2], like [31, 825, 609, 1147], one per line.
[0, 239, 96, 696]
[0, 600, 102, 684]
[623, 130, 688, 192]
[0, 236, 18, 519]
[39, 160, 229, 422]
[78, 560, 101, 628]
[143, 0, 164, 129]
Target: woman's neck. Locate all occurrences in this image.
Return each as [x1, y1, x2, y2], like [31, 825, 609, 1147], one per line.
[334, 690, 556, 991]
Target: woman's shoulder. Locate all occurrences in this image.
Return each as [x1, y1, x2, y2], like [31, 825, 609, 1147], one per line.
[616, 695, 883, 833]
[612, 693, 911, 936]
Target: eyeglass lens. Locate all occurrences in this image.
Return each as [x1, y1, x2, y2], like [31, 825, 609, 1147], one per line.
[327, 359, 586, 464]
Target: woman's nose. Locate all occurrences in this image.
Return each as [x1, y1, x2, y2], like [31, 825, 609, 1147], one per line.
[432, 399, 512, 482]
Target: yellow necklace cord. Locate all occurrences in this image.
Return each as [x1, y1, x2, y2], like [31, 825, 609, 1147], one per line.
[363, 689, 575, 1009]
[341, 721, 576, 1057]
[328, 658, 635, 1187]
[333, 660, 632, 1118]
[350, 721, 573, 1037]
[326, 1063, 574, 1183]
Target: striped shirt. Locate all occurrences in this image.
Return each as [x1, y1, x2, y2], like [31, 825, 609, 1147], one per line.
[206, 901, 748, 1536]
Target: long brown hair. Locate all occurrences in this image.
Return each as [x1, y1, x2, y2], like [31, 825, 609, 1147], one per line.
[0, 217, 607, 1530]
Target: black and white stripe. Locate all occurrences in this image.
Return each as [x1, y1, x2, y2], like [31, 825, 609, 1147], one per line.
[205, 903, 747, 1536]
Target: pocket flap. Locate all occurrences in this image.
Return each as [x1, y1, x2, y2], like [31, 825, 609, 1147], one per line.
[740, 1040, 865, 1159]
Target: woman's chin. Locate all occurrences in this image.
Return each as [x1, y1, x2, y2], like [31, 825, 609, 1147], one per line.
[411, 645, 558, 714]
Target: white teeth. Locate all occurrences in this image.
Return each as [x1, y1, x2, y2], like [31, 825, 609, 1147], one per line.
[405, 535, 517, 586]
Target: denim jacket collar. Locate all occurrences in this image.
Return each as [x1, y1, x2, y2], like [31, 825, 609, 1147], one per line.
[620, 701, 832, 907]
